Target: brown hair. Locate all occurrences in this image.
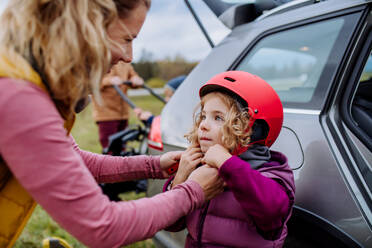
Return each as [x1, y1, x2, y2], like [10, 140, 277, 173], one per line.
[115, 0, 151, 19]
[0, 0, 150, 121]
[185, 92, 253, 153]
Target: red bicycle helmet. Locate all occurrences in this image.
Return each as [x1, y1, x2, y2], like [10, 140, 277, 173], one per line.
[199, 71, 283, 147]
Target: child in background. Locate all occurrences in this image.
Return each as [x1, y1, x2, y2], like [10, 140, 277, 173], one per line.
[163, 75, 186, 102]
[164, 71, 295, 248]
[134, 75, 186, 125]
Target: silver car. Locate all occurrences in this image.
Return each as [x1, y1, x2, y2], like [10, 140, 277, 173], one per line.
[147, 0, 372, 247]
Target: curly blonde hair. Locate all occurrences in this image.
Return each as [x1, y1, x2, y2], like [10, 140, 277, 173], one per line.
[0, 0, 150, 121]
[185, 91, 253, 153]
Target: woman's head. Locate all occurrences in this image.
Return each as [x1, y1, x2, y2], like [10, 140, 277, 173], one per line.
[185, 91, 252, 154]
[0, 0, 150, 120]
[109, 0, 150, 67]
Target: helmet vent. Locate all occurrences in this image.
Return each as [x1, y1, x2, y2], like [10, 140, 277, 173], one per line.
[224, 77, 236, 82]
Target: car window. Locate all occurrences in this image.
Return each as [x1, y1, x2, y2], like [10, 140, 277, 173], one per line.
[236, 18, 344, 105]
[352, 52, 372, 147]
[343, 39, 372, 190]
[220, 0, 254, 3]
[360, 53, 372, 81]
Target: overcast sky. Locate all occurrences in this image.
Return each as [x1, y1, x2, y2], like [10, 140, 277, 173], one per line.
[133, 0, 230, 62]
[0, 0, 8, 14]
[0, 0, 230, 62]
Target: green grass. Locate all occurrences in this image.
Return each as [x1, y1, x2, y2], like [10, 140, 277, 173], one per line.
[15, 95, 164, 248]
[146, 78, 166, 88]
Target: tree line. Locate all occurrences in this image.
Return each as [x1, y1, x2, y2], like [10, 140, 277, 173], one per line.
[132, 50, 197, 87]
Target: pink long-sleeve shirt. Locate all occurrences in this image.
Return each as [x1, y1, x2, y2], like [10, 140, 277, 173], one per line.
[0, 78, 204, 248]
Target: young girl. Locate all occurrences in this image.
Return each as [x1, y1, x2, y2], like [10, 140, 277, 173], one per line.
[164, 71, 295, 248]
[0, 1, 223, 247]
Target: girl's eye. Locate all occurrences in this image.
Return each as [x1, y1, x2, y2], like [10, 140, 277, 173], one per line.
[200, 114, 206, 120]
[215, 115, 224, 121]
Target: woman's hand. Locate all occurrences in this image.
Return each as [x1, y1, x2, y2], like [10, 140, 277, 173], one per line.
[160, 151, 182, 178]
[188, 165, 224, 201]
[130, 75, 144, 88]
[173, 144, 203, 188]
[109, 76, 123, 85]
[202, 144, 232, 169]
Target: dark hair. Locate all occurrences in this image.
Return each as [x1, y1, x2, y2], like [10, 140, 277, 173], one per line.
[114, 0, 151, 18]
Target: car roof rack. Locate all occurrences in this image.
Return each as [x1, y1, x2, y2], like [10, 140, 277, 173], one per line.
[184, 0, 324, 48]
[256, 0, 324, 22]
[217, 0, 292, 29]
[185, 0, 294, 48]
[203, 0, 325, 29]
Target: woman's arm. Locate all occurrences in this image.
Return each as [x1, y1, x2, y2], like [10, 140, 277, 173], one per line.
[0, 80, 204, 248]
[162, 177, 187, 232]
[72, 140, 164, 182]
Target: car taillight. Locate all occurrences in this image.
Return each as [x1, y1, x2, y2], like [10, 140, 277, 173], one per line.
[148, 115, 163, 151]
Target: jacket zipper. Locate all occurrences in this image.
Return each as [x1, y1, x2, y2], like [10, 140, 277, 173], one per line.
[197, 201, 210, 247]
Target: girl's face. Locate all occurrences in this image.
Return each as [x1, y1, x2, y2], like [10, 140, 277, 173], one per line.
[198, 93, 229, 153]
[108, 3, 147, 67]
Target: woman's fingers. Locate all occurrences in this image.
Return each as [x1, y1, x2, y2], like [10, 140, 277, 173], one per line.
[191, 158, 202, 168]
[183, 144, 200, 156]
[160, 151, 182, 169]
[185, 147, 201, 156]
[181, 147, 202, 164]
[189, 151, 203, 161]
[188, 165, 224, 201]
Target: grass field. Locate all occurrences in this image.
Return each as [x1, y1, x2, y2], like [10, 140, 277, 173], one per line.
[14, 94, 164, 248]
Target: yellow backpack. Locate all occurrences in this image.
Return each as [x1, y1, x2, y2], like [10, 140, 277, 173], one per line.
[0, 160, 36, 248]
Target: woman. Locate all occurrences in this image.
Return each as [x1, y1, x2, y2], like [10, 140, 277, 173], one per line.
[0, 1, 224, 248]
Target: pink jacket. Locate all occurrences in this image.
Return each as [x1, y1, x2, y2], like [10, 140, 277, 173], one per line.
[165, 152, 295, 248]
[0, 78, 204, 248]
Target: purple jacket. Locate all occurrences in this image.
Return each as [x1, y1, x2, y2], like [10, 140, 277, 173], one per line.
[164, 150, 295, 248]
